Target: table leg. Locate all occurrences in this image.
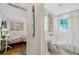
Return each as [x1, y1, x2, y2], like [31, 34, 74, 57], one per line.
[5, 40, 7, 53]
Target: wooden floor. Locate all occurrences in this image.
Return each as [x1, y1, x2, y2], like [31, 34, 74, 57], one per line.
[0, 44, 26, 55]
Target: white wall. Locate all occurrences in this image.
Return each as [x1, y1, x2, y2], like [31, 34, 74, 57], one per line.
[54, 10, 79, 53]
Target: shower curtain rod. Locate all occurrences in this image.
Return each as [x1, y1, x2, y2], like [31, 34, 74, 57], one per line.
[55, 9, 79, 17]
[7, 3, 27, 11]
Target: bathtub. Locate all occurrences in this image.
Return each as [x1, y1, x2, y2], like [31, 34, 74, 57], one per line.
[47, 41, 79, 55]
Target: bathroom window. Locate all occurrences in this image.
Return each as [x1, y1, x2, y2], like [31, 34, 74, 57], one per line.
[60, 18, 68, 32]
[44, 16, 48, 32]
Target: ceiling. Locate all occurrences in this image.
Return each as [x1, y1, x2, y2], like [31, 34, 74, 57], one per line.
[0, 4, 27, 21]
[45, 3, 79, 16]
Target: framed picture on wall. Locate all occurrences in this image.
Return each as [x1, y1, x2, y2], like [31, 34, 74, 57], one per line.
[10, 20, 24, 31]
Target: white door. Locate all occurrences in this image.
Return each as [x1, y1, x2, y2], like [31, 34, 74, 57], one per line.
[71, 10, 79, 53]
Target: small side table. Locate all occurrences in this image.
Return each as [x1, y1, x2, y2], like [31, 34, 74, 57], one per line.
[0, 38, 11, 53]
